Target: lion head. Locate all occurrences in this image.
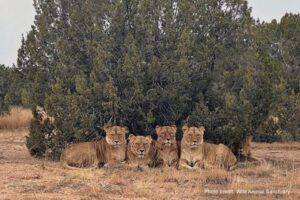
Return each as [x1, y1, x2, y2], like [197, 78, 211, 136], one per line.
[128, 135, 152, 158]
[182, 125, 205, 148]
[239, 135, 253, 157]
[155, 125, 177, 147]
[104, 126, 128, 147]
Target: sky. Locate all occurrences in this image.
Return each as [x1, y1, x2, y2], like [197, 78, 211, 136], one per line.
[0, 0, 300, 66]
[248, 0, 300, 22]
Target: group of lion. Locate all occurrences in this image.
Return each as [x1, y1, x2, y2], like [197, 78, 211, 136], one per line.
[60, 125, 256, 170]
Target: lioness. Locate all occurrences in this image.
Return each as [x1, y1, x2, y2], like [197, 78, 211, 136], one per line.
[179, 125, 237, 171]
[126, 134, 156, 169]
[235, 135, 259, 162]
[60, 126, 128, 169]
[179, 125, 205, 170]
[155, 125, 179, 167]
[202, 143, 237, 170]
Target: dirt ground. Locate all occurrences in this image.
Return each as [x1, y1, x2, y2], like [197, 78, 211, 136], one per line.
[0, 129, 299, 200]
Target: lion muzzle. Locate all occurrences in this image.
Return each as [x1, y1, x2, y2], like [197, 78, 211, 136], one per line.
[188, 160, 195, 167]
[164, 139, 172, 146]
[191, 142, 199, 148]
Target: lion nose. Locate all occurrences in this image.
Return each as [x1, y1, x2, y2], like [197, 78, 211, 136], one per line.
[114, 140, 119, 144]
[166, 138, 170, 141]
[193, 141, 197, 143]
[140, 149, 144, 153]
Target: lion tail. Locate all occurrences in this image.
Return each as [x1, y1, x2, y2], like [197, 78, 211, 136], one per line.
[60, 161, 99, 170]
[60, 161, 79, 170]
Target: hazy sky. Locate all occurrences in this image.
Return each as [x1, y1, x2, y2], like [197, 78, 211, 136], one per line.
[0, 1, 35, 67]
[248, 0, 300, 22]
[0, 0, 300, 66]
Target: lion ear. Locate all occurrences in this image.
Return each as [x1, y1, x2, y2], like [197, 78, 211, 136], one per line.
[146, 135, 152, 143]
[246, 135, 253, 142]
[128, 134, 135, 141]
[198, 126, 205, 133]
[123, 126, 129, 134]
[103, 126, 111, 133]
[155, 125, 161, 134]
[182, 124, 189, 133]
[170, 125, 177, 133]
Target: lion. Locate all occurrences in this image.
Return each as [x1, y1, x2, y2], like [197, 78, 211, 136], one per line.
[235, 135, 260, 162]
[60, 125, 128, 169]
[179, 125, 237, 171]
[126, 134, 156, 169]
[202, 143, 237, 170]
[155, 125, 179, 167]
[178, 125, 205, 170]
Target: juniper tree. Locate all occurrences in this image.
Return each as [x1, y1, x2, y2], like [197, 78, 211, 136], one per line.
[20, 0, 300, 158]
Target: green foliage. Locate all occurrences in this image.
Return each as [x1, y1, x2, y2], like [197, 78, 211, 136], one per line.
[26, 108, 56, 158]
[0, 65, 26, 112]
[0, 65, 10, 112]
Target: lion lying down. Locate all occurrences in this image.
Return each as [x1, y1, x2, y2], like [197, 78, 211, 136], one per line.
[60, 125, 238, 171]
[60, 126, 128, 169]
[126, 134, 157, 169]
[234, 135, 261, 162]
[154, 125, 179, 167]
[179, 125, 237, 171]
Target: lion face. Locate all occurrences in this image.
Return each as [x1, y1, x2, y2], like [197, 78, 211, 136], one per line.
[239, 135, 253, 157]
[156, 125, 177, 147]
[128, 135, 152, 158]
[182, 125, 205, 148]
[104, 126, 128, 147]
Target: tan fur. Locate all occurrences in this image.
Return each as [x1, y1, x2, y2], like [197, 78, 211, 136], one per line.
[202, 143, 237, 170]
[179, 125, 205, 170]
[126, 135, 156, 168]
[237, 135, 260, 162]
[155, 125, 179, 167]
[179, 125, 237, 171]
[60, 126, 128, 169]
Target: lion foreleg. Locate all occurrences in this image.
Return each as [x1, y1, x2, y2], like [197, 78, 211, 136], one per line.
[194, 160, 204, 169]
[178, 159, 193, 170]
[203, 161, 216, 169]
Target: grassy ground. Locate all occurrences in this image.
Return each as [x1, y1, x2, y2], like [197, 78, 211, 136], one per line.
[0, 129, 299, 200]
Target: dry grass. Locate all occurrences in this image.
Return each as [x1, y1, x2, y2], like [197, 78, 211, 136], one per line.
[0, 107, 33, 130]
[253, 142, 300, 150]
[0, 129, 299, 200]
